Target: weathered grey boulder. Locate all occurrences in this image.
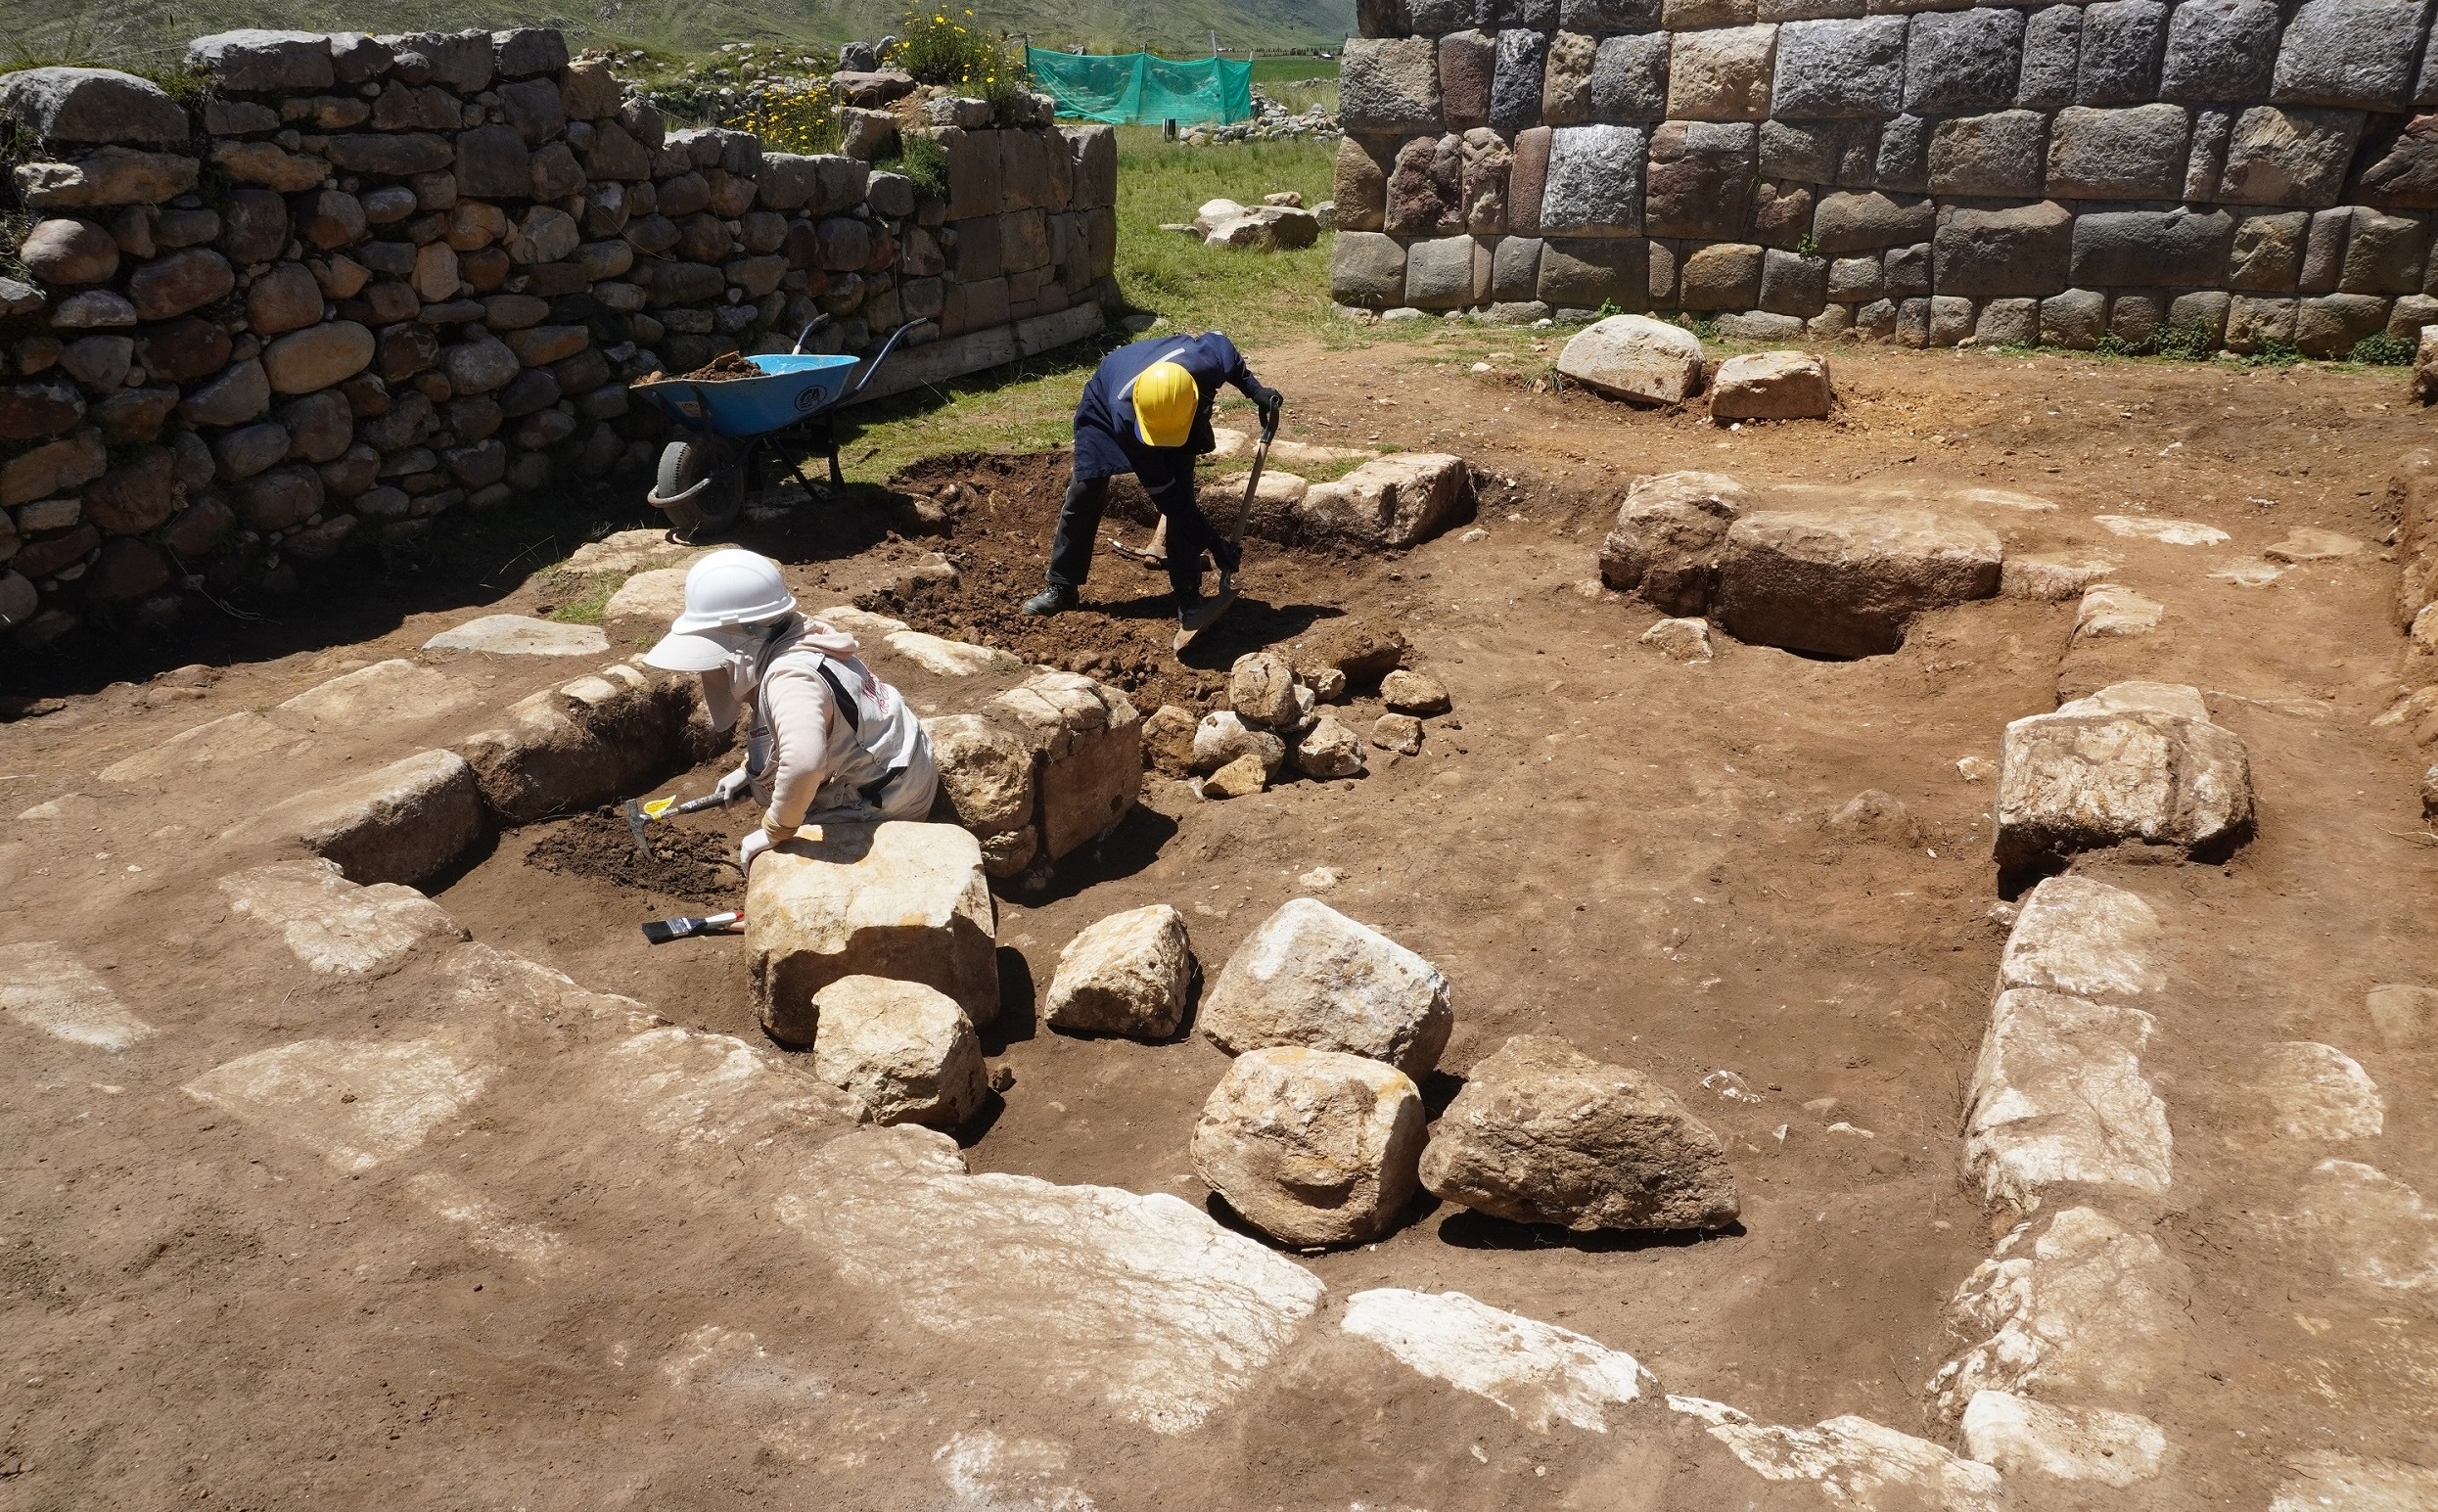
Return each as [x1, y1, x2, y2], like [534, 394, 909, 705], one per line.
[1772, 17, 1907, 119]
[218, 858, 467, 978]
[1491, 28, 1549, 137]
[2070, 208, 2236, 288]
[188, 29, 335, 92]
[2160, 0, 2279, 104]
[2047, 104, 2190, 200]
[1644, 120, 1754, 241]
[1541, 123, 1644, 236]
[810, 975, 987, 1128]
[1403, 234, 1477, 307]
[1536, 238, 1644, 307]
[1810, 189, 1934, 254]
[14, 148, 198, 208]
[2273, 0, 2422, 112]
[1043, 904, 1194, 1039]
[1905, 10, 2024, 115]
[745, 820, 998, 1044]
[924, 712, 1037, 880]
[2216, 106, 2363, 206]
[1709, 350, 1830, 421]
[1331, 232, 1407, 307]
[1191, 1047, 1426, 1246]
[1928, 111, 2047, 198]
[1932, 201, 2073, 298]
[1715, 508, 2002, 658]
[1557, 314, 1705, 404]
[1589, 33, 1671, 122]
[2074, 0, 2168, 105]
[0, 68, 190, 146]
[1419, 1034, 1740, 1232]
[1598, 471, 1752, 612]
[1994, 682, 2255, 871]
[1667, 23, 1778, 121]
[1199, 897, 1453, 1077]
[248, 749, 488, 888]
[1343, 37, 1444, 135]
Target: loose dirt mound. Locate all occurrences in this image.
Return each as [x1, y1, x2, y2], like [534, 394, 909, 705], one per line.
[525, 808, 741, 907]
[874, 450, 1375, 712]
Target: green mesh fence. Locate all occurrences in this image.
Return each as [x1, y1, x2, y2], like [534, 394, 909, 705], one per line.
[1024, 48, 1253, 125]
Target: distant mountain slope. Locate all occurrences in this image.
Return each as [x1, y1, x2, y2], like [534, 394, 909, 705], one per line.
[8, 0, 1353, 71]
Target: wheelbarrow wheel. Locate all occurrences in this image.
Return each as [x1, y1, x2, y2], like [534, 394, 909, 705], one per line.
[653, 437, 746, 537]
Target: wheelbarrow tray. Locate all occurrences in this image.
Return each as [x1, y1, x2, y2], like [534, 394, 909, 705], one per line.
[637, 353, 860, 438]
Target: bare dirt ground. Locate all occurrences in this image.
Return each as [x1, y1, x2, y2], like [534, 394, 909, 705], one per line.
[3, 339, 2435, 1509]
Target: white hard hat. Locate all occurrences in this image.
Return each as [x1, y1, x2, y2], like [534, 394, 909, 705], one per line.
[642, 549, 797, 671]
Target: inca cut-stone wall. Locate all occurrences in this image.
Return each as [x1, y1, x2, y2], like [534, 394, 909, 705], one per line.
[0, 28, 1119, 644]
[1329, 0, 2438, 351]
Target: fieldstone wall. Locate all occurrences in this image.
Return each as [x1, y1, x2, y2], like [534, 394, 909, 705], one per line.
[0, 27, 1119, 643]
[1330, 0, 2438, 353]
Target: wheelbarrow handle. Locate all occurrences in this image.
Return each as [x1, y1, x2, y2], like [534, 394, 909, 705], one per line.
[845, 321, 924, 402]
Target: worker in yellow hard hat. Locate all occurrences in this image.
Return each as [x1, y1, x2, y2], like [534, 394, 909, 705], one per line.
[1024, 330, 1282, 644]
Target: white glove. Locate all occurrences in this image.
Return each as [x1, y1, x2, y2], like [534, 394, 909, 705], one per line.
[713, 764, 753, 803]
[738, 828, 774, 875]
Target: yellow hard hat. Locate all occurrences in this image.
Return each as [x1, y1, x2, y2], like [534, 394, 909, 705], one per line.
[1131, 360, 1198, 448]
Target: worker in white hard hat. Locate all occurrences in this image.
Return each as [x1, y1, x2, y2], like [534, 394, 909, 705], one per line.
[641, 549, 936, 877]
[1023, 329, 1282, 641]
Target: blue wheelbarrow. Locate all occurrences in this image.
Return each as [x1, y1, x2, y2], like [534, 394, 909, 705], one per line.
[635, 320, 919, 536]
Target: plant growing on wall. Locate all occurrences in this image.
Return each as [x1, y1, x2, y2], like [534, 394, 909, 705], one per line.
[897, 7, 1026, 125]
[732, 77, 846, 156]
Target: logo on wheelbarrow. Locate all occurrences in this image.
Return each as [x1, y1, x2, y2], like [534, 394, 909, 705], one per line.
[794, 385, 827, 414]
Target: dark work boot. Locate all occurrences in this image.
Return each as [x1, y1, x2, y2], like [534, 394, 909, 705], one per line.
[1022, 583, 1078, 617]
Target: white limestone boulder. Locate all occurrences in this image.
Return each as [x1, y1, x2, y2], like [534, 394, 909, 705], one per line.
[246, 748, 487, 887]
[983, 670, 1140, 860]
[1294, 715, 1365, 780]
[1960, 1392, 2168, 1489]
[1597, 471, 1753, 615]
[1714, 507, 2002, 658]
[455, 662, 709, 825]
[1192, 710, 1285, 777]
[1929, 1205, 2192, 1421]
[1042, 903, 1193, 1039]
[0, 940, 154, 1050]
[1292, 453, 1472, 550]
[1227, 651, 1301, 728]
[1418, 1033, 1739, 1232]
[219, 858, 467, 977]
[2259, 1041, 2384, 1140]
[1964, 987, 2171, 1211]
[1707, 350, 1831, 422]
[1997, 875, 2162, 1002]
[923, 712, 1038, 880]
[1340, 1288, 1656, 1433]
[423, 613, 609, 656]
[1189, 1046, 1425, 1246]
[1556, 314, 1706, 406]
[1995, 681, 2254, 871]
[809, 975, 986, 1129]
[1198, 897, 1453, 1077]
[745, 820, 997, 1045]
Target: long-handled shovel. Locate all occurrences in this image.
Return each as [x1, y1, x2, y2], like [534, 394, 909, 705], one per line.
[1173, 403, 1277, 653]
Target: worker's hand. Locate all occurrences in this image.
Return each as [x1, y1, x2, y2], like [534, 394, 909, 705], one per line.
[738, 828, 775, 876]
[713, 764, 753, 804]
[1249, 384, 1283, 432]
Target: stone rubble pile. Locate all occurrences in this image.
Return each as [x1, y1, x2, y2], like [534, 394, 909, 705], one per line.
[1182, 89, 1343, 146]
[1329, 1, 2438, 351]
[0, 28, 1122, 644]
[1555, 315, 1833, 418]
[1168, 193, 1323, 251]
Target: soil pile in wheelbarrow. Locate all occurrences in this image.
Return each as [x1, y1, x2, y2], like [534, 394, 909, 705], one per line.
[671, 352, 767, 382]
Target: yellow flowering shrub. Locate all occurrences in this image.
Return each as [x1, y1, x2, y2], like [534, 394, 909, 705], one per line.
[730, 78, 845, 155]
[897, 6, 1024, 120]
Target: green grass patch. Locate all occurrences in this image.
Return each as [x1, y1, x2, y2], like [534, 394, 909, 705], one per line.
[1249, 56, 1337, 82]
[1111, 126, 1337, 341]
[538, 569, 626, 625]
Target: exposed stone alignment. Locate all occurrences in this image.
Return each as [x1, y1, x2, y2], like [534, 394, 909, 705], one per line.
[1332, 3, 2438, 349]
[0, 31, 1121, 643]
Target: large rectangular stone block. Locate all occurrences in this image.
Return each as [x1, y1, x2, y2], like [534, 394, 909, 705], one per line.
[2075, 0, 2167, 106]
[1562, 0, 1664, 26]
[1759, 247, 1828, 314]
[2046, 104, 2190, 200]
[1543, 30, 1600, 125]
[2224, 293, 2297, 350]
[1404, 234, 1481, 306]
[1441, 29, 1495, 129]
[2185, 107, 2234, 201]
[456, 663, 709, 826]
[2344, 207, 2430, 293]
[746, 821, 998, 1044]
[1541, 123, 1646, 236]
[984, 671, 1141, 860]
[2216, 106, 2364, 207]
[1678, 241, 1764, 308]
[1409, 0, 1476, 34]
[1344, 37, 1446, 135]
[1905, 9, 2024, 116]
[1590, 33, 1672, 121]
[2296, 292, 2394, 356]
[2159, 0, 2279, 104]
[1493, 234, 1545, 299]
[1812, 187, 1934, 252]
[1667, 24, 1778, 121]
[2016, 5, 2083, 109]
[1773, 17, 1907, 118]
[2274, 0, 2424, 112]
[1482, 0, 1558, 25]
[1928, 111, 2047, 197]
[1933, 201, 2074, 297]
[1715, 507, 2001, 658]
[1645, 120, 1757, 240]
[1491, 29, 1548, 136]
[2069, 207, 2235, 287]
[1510, 125, 1552, 235]
[1756, 118, 1860, 183]
[1536, 236, 1647, 306]
[2229, 212, 2306, 289]
[1334, 135, 1394, 231]
[1873, 113, 1929, 193]
[1331, 231, 1408, 306]
[251, 749, 488, 888]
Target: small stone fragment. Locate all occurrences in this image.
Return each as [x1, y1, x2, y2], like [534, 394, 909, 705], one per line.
[1381, 668, 1451, 716]
[1639, 617, 1714, 663]
[1042, 904, 1193, 1039]
[1204, 754, 1268, 800]
[1370, 713, 1424, 755]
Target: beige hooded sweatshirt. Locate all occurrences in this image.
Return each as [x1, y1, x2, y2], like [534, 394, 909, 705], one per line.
[727, 615, 934, 836]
